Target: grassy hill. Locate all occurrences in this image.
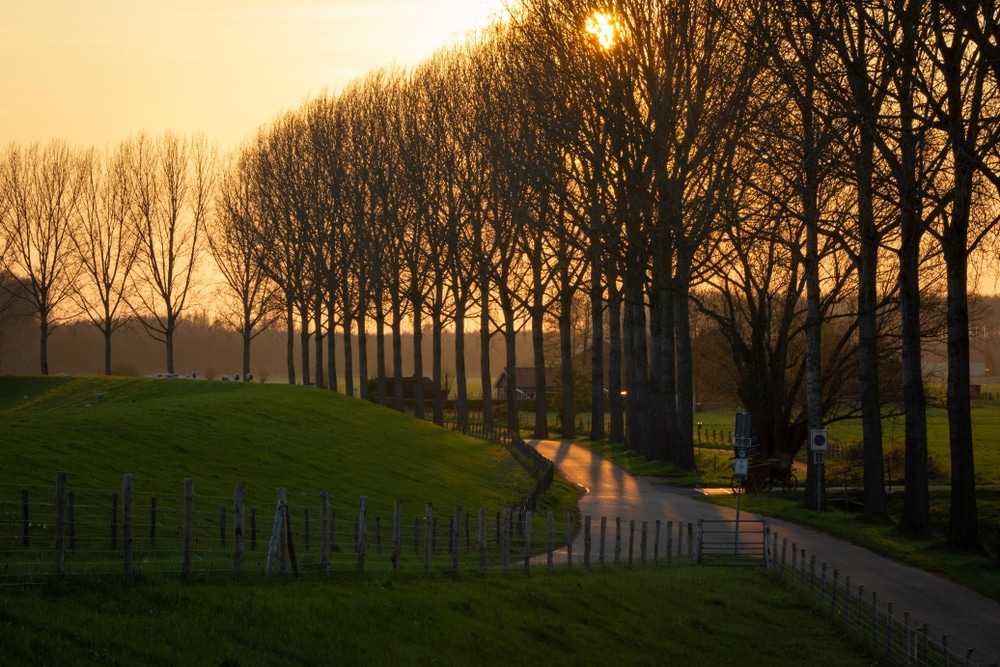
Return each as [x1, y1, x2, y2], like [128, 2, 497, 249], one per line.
[0, 376, 883, 665]
[1, 375, 535, 512]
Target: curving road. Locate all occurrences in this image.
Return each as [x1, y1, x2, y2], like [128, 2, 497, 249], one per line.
[531, 439, 1000, 665]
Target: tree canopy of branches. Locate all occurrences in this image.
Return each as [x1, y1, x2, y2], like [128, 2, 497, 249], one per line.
[2, 0, 998, 549]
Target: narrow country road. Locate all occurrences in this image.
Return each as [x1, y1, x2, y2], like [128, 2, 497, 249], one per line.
[531, 439, 1000, 665]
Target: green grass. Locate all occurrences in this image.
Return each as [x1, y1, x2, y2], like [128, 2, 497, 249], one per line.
[1, 375, 535, 509]
[1, 376, 578, 580]
[825, 401, 1000, 483]
[0, 567, 879, 666]
[0, 377, 885, 664]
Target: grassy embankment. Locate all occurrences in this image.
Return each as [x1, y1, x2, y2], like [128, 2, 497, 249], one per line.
[0, 376, 880, 666]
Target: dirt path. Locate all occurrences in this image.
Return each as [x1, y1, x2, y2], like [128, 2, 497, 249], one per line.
[531, 439, 1000, 665]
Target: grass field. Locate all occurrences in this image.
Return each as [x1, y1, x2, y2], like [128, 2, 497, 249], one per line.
[0, 568, 879, 666]
[0, 375, 884, 665]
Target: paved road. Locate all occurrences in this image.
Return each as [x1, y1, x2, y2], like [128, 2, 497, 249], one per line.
[531, 439, 1000, 666]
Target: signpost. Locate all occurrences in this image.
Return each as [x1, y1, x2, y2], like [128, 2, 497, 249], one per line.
[810, 429, 828, 511]
[733, 413, 753, 550]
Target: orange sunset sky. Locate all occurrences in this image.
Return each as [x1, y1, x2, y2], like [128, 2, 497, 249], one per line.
[1, 0, 505, 151]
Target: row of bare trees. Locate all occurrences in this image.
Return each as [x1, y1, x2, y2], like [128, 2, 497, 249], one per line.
[0, 135, 213, 376]
[2, 0, 998, 547]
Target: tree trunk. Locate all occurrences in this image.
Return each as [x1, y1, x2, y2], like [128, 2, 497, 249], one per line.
[104, 327, 113, 376]
[801, 60, 826, 511]
[357, 309, 369, 400]
[375, 295, 387, 406]
[671, 251, 696, 469]
[608, 262, 624, 442]
[299, 306, 311, 387]
[431, 296, 443, 425]
[455, 291, 469, 429]
[165, 316, 175, 376]
[326, 298, 337, 393]
[559, 288, 574, 439]
[285, 300, 296, 385]
[531, 292, 549, 439]
[479, 276, 493, 430]
[856, 129, 886, 517]
[391, 292, 405, 413]
[413, 292, 425, 420]
[314, 293, 324, 389]
[242, 330, 252, 381]
[896, 18, 929, 529]
[342, 317, 354, 398]
[39, 314, 49, 376]
[502, 301, 519, 434]
[589, 253, 605, 440]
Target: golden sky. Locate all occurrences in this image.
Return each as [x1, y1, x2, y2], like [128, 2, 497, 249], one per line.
[1, 0, 504, 151]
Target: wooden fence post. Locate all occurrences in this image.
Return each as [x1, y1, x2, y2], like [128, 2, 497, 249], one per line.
[452, 505, 461, 573]
[628, 519, 635, 568]
[111, 493, 118, 550]
[640, 521, 648, 565]
[546, 511, 554, 573]
[22, 489, 29, 547]
[479, 507, 488, 574]
[265, 487, 285, 576]
[250, 507, 256, 551]
[68, 491, 76, 551]
[278, 488, 288, 574]
[654, 520, 660, 564]
[523, 511, 532, 573]
[666, 521, 673, 566]
[54, 472, 67, 580]
[234, 484, 245, 576]
[150, 497, 157, 545]
[424, 503, 433, 574]
[357, 496, 367, 572]
[392, 499, 402, 572]
[566, 512, 573, 567]
[182, 478, 194, 577]
[284, 504, 299, 576]
[320, 492, 330, 576]
[122, 474, 134, 575]
[304, 509, 311, 551]
[219, 506, 226, 548]
[614, 518, 622, 566]
[583, 515, 592, 570]
[502, 509, 511, 574]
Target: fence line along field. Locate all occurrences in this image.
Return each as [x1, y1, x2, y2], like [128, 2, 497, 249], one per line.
[3, 470, 706, 583]
[0, 376, 572, 570]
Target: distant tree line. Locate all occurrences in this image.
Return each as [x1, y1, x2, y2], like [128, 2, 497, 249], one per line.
[1, 0, 998, 547]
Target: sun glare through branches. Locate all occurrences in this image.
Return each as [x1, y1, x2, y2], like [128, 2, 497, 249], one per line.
[585, 10, 620, 49]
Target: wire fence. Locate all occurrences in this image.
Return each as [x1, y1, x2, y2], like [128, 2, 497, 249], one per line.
[769, 527, 994, 667]
[0, 472, 704, 585]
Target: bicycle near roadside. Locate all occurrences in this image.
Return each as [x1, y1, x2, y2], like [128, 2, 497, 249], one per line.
[730, 458, 798, 494]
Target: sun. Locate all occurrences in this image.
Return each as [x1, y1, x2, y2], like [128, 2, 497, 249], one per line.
[585, 11, 620, 50]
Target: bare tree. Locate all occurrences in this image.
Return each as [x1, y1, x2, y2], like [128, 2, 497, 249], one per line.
[0, 141, 82, 375]
[129, 132, 215, 375]
[921, 0, 1000, 548]
[209, 153, 280, 378]
[72, 143, 140, 375]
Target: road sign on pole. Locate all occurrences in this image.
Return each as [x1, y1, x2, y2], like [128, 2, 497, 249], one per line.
[733, 458, 748, 478]
[809, 429, 828, 452]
